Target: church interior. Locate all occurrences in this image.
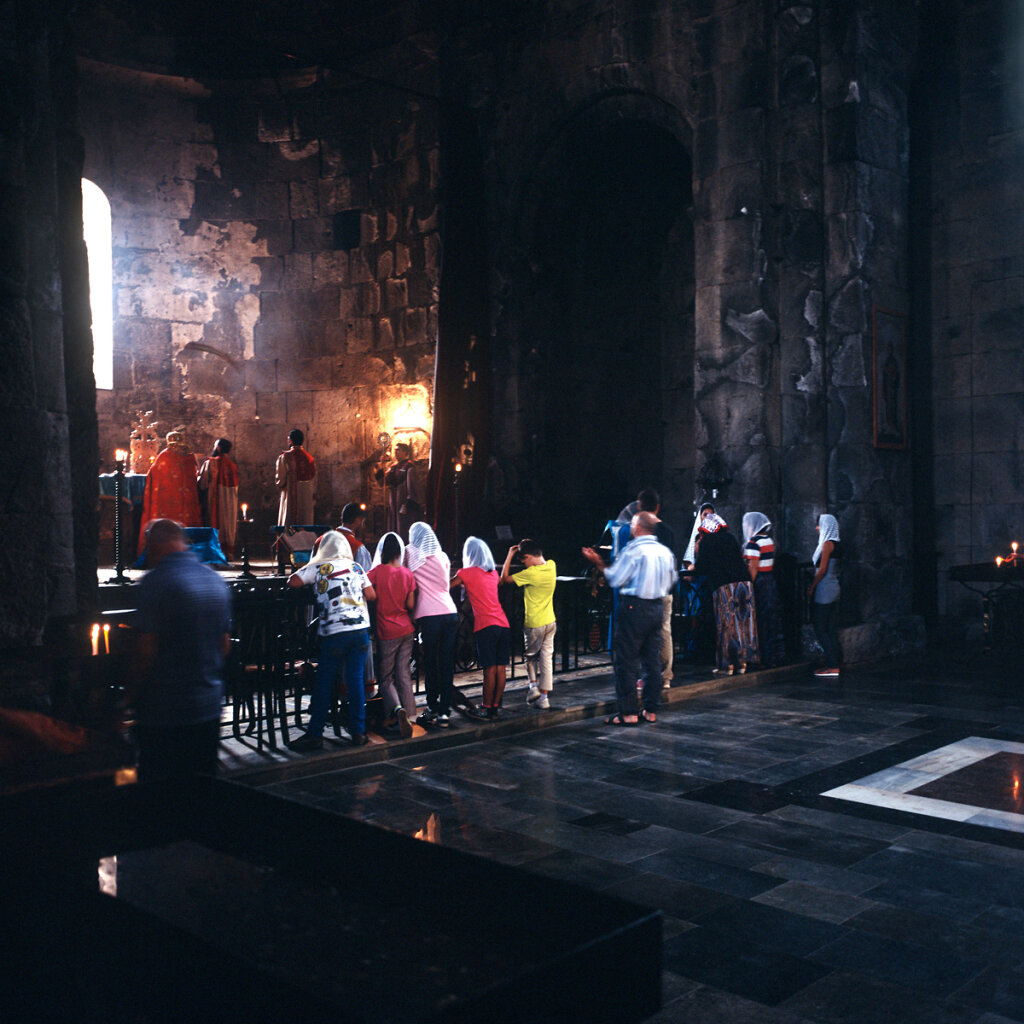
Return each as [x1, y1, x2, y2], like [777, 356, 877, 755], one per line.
[3, 0, 1024, 1020]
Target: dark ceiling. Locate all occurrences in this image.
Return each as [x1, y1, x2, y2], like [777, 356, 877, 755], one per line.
[72, 0, 440, 78]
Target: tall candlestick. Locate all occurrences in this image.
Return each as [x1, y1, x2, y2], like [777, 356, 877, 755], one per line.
[91, 623, 100, 657]
[103, 623, 111, 655]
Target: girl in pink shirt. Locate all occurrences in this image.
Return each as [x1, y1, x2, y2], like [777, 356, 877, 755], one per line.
[453, 537, 510, 720]
[405, 522, 458, 726]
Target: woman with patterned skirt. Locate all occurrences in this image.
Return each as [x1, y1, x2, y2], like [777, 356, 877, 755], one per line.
[694, 513, 759, 675]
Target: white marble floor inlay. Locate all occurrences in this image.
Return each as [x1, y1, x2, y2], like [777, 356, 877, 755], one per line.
[822, 737, 1024, 833]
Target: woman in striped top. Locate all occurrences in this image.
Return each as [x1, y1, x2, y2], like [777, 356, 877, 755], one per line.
[742, 512, 783, 669]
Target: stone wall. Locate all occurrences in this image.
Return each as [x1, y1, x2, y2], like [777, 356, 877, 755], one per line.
[478, 0, 918, 634]
[926, 0, 1024, 624]
[79, 49, 442, 544]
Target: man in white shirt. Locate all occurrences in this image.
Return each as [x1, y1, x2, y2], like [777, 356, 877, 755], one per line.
[582, 512, 676, 725]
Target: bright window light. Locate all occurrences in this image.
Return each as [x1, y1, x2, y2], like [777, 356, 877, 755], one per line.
[81, 178, 113, 390]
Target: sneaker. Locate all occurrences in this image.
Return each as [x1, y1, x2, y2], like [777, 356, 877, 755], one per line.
[463, 704, 490, 721]
[288, 732, 324, 752]
[662, 680, 672, 690]
[490, 705, 504, 720]
[396, 708, 413, 738]
[526, 686, 542, 704]
[711, 666, 734, 676]
[417, 709, 438, 727]
[814, 668, 840, 678]
[435, 713, 451, 728]
[535, 694, 550, 709]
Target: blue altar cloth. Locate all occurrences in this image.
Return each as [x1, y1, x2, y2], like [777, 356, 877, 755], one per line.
[98, 472, 147, 507]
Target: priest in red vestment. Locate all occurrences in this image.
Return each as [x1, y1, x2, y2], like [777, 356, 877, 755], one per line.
[138, 430, 202, 555]
[198, 437, 240, 558]
[276, 429, 317, 525]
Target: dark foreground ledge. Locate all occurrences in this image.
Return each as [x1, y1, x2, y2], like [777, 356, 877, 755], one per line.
[0, 774, 660, 1024]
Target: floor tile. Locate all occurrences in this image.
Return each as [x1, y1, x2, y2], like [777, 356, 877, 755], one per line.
[691, 897, 846, 957]
[808, 929, 985, 997]
[662, 927, 830, 1006]
[752, 880, 877, 923]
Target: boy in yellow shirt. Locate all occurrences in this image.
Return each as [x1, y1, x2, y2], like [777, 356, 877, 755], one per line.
[501, 539, 557, 709]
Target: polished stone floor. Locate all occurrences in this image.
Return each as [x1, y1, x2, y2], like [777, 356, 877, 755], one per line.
[258, 650, 1024, 1023]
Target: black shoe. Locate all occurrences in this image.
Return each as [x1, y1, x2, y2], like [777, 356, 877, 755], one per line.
[289, 732, 324, 752]
[351, 733, 368, 746]
[462, 704, 490, 721]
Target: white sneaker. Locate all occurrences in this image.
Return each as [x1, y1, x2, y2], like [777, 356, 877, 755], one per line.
[526, 686, 542, 704]
[536, 694, 550, 709]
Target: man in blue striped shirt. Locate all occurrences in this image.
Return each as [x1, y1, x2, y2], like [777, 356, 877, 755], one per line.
[582, 512, 676, 725]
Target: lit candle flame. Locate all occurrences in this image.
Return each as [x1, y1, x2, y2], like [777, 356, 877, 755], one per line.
[1013, 542, 1020, 553]
[997, 556, 1004, 566]
[1014, 773, 1020, 799]
[241, 503, 248, 520]
[114, 448, 129, 463]
[103, 623, 110, 655]
[455, 462, 462, 473]
[90, 623, 100, 657]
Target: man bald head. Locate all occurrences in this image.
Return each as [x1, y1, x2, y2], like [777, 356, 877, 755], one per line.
[631, 511, 660, 537]
[145, 518, 188, 566]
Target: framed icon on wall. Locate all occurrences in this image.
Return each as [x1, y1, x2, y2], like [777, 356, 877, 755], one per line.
[872, 307, 908, 450]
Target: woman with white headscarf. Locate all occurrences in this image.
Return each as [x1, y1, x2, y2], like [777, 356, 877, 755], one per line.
[743, 512, 783, 668]
[367, 532, 417, 737]
[682, 502, 715, 568]
[808, 513, 841, 678]
[405, 522, 459, 726]
[694, 513, 759, 675]
[287, 531, 376, 749]
[452, 538, 510, 720]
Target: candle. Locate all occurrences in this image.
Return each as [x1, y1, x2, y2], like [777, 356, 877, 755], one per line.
[91, 623, 100, 657]
[241, 502, 248, 520]
[997, 556, 1004, 566]
[103, 623, 110, 655]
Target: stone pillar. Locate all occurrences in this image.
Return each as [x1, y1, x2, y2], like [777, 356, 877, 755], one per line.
[772, 3, 829, 558]
[819, 0, 916, 626]
[0, 1, 84, 647]
[692, 0, 779, 528]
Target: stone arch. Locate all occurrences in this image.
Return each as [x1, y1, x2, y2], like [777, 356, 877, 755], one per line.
[492, 92, 695, 551]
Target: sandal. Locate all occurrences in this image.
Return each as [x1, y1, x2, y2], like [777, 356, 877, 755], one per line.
[604, 714, 639, 727]
[640, 710, 657, 724]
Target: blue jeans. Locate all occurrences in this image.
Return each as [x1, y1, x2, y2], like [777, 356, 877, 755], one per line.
[417, 613, 457, 714]
[811, 600, 839, 668]
[309, 628, 370, 738]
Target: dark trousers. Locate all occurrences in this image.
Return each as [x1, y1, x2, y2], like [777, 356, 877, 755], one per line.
[612, 597, 664, 716]
[811, 600, 840, 667]
[418, 613, 458, 714]
[136, 718, 220, 782]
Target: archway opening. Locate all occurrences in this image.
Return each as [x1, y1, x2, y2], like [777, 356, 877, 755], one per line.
[518, 119, 694, 552]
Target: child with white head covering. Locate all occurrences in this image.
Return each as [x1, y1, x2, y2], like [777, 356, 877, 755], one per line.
[809, 513, 841, 678]
[367, 532, 417, 737]
[453, 537, 510, 720]
[682, 502, 715, 568]
[287, 531, 376, 749]
[404, 522, 459, 726]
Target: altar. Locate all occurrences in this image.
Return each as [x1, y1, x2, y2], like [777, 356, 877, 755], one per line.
[949, 562, 1024, 648]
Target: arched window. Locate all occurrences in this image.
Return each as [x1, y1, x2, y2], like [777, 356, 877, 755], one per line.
[81, 178, 113, 390]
